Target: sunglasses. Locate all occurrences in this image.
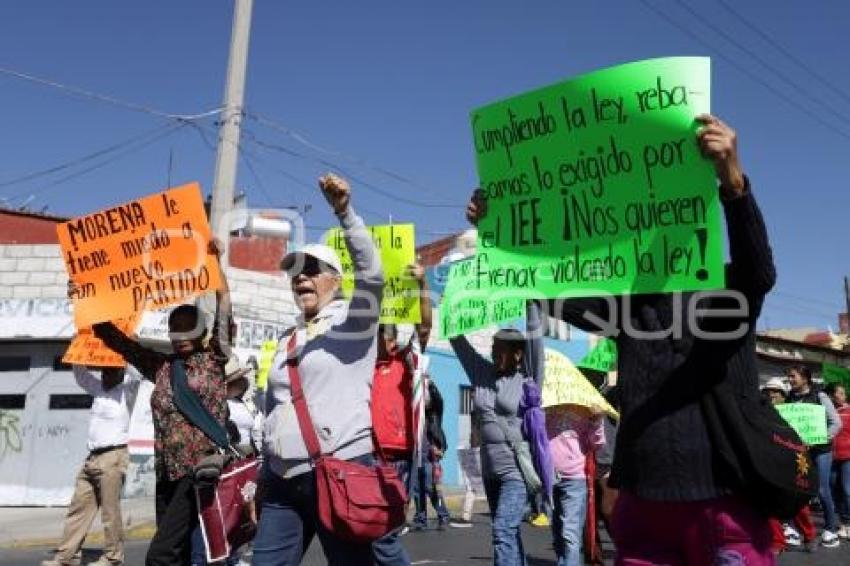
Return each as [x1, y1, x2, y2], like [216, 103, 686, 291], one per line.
[290, 257, 335, 278]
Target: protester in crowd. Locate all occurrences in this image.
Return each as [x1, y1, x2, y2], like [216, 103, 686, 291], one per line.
[371, 263, 431, 565]
[190, 358, 262, 566]
[760, 378, 816, 554]
[545, 403, 605, 566]
[826, 382, 850, 539]
[412, 375, 451, 531]
[449, 300, 544, 566]
[787, 365, 843, 547]
[253, 174, 392, 565]
[466, 115, 779, 563]
[42, 362, 139, 566]
[90, 241, 232, 566]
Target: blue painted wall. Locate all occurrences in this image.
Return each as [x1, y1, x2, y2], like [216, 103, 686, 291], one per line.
[426, 330, 592, 488]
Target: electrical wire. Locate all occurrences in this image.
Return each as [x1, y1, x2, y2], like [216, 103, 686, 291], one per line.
[0, 65, 222, 121]
[715, 0, 850, 105]
[5, 122, 188, 201]
[637, 0, 850, 142]
[0, 122, 180, 189]
[245, 111, 461, 205]
[674, 0, 850, 127]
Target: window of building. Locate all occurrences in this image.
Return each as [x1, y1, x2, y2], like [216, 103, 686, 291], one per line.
[49, 394, 93, 410]
[0, 394, 26, 410]
[0, 356, 30, 372]
[53, 356, 72, 372]
[459, 385, 474, 415]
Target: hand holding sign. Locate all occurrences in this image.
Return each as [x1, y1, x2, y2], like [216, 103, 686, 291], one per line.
[696, 114, 745, 197]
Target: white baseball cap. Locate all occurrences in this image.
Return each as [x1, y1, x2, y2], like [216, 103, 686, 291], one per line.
[280, 244, 343, 276]
[761, 377, 789, 394]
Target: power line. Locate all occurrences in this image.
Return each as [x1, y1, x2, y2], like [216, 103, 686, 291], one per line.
[715, 0, 850, 105]
[0, 123, 179, 189]
[245, 111, 463, 206]
[5, 122, 188, 202]
[241, 130, 459, 209]
[0, 65, 222, 121]
[674, 0, 850, 127]
[636, 0, 850, 142]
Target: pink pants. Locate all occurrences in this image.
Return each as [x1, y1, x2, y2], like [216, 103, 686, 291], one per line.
[610, 491, 775, 566]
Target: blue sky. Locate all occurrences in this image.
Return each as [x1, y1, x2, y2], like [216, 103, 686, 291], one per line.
[0, 0, 846, 330]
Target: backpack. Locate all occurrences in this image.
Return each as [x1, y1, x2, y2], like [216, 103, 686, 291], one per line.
[701, 378, 818, 520]
[372, 351, 415, 458]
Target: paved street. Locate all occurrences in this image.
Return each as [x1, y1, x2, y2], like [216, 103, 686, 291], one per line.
[2, 514, 849, 565]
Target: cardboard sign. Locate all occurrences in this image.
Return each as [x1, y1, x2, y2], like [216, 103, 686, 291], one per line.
[62, 315, 142, 368]
[57, 183, 223, 327]
[577, 338, 617, 372]
[776, 403, 828, 446]
[325, 223, 421, 324]
[542, 349, 618, 418]
[438, 256, 526, 338]
[471, 57, 724, 298]
[255, 340, 278, 391]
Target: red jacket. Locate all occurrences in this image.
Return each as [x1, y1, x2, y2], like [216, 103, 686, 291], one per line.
[834, 405, 850, 461]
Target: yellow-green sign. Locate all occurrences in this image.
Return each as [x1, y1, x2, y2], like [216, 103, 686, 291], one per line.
[325, 223, 421, 324]
[256, 340, 277, 391]
[471, 57, 724, 298]
[439, 256, 526, 338]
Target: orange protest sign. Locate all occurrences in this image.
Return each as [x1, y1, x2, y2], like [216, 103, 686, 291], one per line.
[62, 315, 142, 368]
[57, 183, 223, 327]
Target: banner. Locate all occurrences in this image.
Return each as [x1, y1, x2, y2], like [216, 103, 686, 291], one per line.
[438, 256, 526, 338]
[776, 404, 828, 446]
[471, 57, 724, 298]
[325, 223, 421, 324]
[822, 362, 850, 387]
[62, 314, 141, 367]
[542, 349, 618, 418]
[577, 338, 617, 372]
[57, 183, 223, 327]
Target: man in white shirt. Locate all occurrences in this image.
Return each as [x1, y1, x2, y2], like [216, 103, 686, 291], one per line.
[42, 365, 139, 566]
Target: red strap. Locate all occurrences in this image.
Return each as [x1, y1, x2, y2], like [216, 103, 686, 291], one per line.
[286, 333, 323, 461]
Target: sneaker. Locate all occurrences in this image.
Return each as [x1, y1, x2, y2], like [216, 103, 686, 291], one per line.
[399, 525, 411, 536]
[530, 513, 550, 528]
[783, 525, 801, 547]
[821, 530, 840, 548]
[838, 525, 850, 540]
[411, 521, 426, 532]
[449, 518, 474, 528]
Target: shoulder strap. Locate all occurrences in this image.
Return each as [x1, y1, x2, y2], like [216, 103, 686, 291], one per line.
[286, 333, 323, 461]
[169, 358, 231, 451]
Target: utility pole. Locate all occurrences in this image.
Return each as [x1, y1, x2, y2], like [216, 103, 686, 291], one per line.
[209, 0, 253, 259]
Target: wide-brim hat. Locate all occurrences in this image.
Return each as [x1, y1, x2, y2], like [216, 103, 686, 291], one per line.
[280, 244, 342, 276]
[224, 357, 251, 384]
[761, 377, 788, 394]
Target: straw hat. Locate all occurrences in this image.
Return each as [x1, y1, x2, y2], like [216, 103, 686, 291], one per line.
[224, 357, 251, 384]
[761, 377, 788, 394]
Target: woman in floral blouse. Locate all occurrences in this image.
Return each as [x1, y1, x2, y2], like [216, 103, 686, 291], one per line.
[91, 243, 232, 566]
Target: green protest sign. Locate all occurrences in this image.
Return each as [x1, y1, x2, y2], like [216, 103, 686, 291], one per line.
[471, 57, 724, 298]
[822, 362, 850, 386]
[577, 338, 617, 372]
[776, 404, 828, 446]
[325, 223, 421, 324]
[439, 256, 526, 338]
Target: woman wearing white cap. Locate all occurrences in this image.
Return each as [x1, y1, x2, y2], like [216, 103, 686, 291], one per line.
[252, 174, 389, 565]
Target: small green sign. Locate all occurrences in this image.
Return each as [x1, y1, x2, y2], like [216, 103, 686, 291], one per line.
[439, 256, 526, 338]
[577, 338, 617, 372]
[776, 403, 828, 446]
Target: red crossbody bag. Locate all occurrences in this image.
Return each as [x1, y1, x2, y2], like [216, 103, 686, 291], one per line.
[286, 335, 408, 542]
